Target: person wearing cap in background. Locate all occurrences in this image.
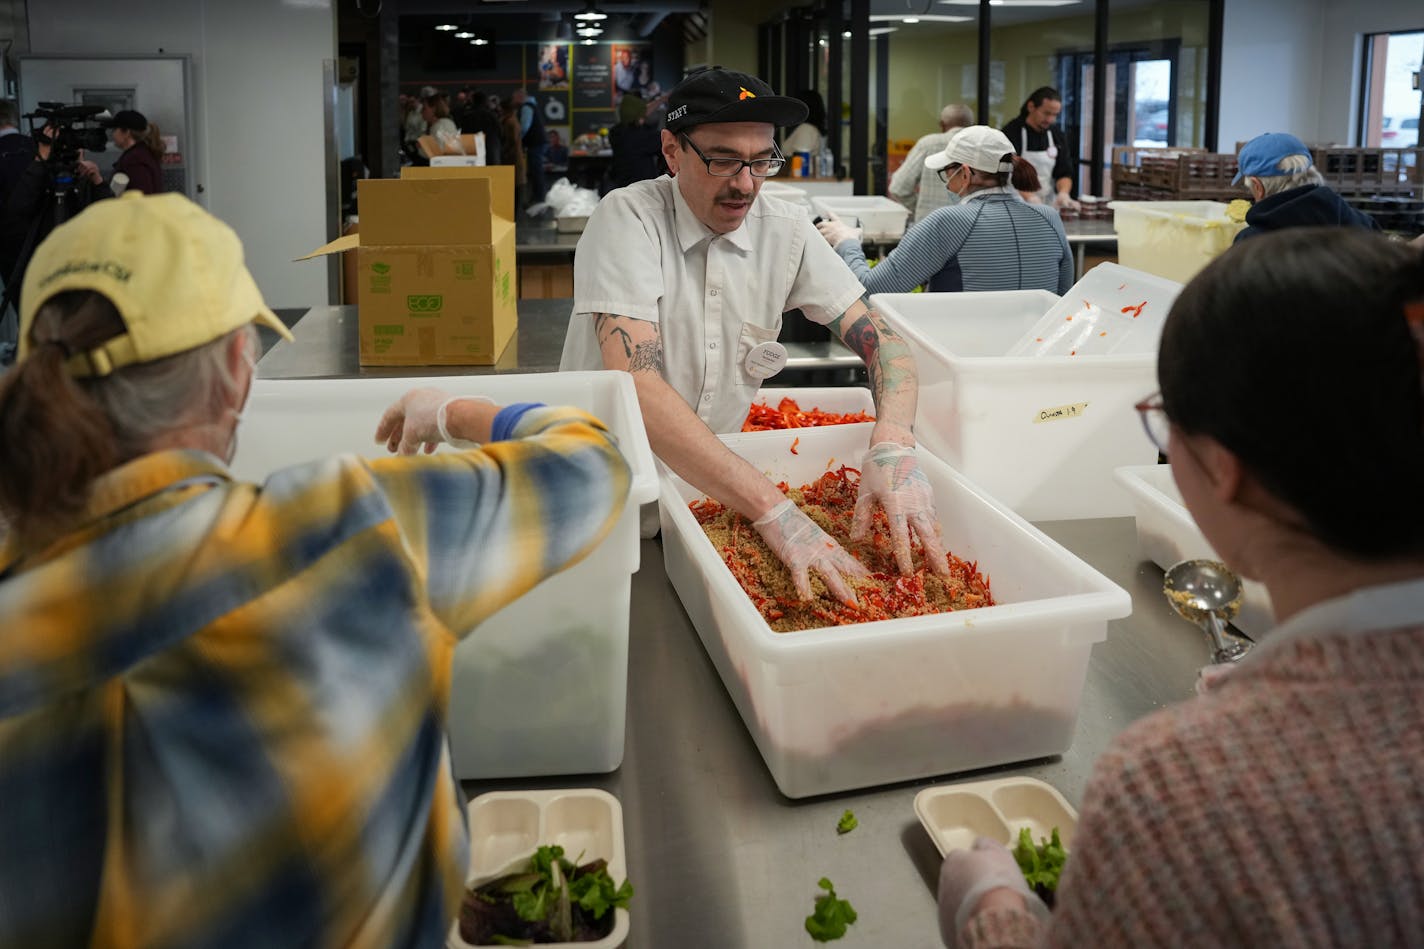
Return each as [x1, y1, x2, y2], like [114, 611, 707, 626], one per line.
[101, 108, 165, 195]
[1001, 87, 1079, 211]
[0, 191, 631, 946]
[1232, 131, 1379, 244]
[818, 126, 1072, 296]
[889, 103, 974, 223]
[561, 66, 952, 606]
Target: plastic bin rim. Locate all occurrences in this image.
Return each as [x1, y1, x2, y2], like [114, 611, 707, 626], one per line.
[880, 312, 1159, 368]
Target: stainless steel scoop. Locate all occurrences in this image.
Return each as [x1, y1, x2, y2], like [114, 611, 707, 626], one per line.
[1163, 559, 1251, 664]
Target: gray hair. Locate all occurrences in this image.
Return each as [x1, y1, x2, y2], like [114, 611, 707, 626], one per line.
[1251, 152, 1325, 197]
[940, 104, 973, 131]
[84, 324, 256, 459]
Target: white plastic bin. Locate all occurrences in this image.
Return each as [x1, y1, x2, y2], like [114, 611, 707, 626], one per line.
[1114, 464, 1274, 638]
[231, 372, 658, 779]
[811, 195, 911, 241]
[743, 386, 876, 431]
[1109, 200, 1246, 283]
[659, 425, 1131, 798]
[760, 181, 813, 216]
[874, 285, 1165, 520]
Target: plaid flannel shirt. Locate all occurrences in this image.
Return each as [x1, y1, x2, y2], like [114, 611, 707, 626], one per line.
[0, 405, 630, 949]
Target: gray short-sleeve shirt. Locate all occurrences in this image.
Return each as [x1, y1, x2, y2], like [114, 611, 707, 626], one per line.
[560, 176, 865, 434]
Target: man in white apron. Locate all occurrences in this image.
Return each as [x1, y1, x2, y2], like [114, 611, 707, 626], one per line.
[1000, 86, 1080, 211]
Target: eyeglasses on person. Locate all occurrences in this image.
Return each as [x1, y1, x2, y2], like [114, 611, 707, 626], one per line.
[936, 163, 964, 184]
[1134, 391, 1171, 457]
[679, 133, 785, 177]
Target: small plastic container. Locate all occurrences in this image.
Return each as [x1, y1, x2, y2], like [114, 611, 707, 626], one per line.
[555, 215, 589, 233]
[658, 424, 1131, 798]
[1113, 464, 1275, 638]
[810, 195, 911, 241]
[915, 776, 1078, 857]
[451, 788, 630, 949]
[231, 372, 658, 780]
[1108, 200, 1246, 283]
[874, 278, 1169, 520]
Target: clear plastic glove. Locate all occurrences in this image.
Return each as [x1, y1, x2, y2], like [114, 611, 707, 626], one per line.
[815, 212, 862, 249]
[852, 442, 949, 577]
[375, 388, 491, 455]
[752, 499, 870, 608]
[937, 836, 1046, 948]
[1052, 190, 1081, 211]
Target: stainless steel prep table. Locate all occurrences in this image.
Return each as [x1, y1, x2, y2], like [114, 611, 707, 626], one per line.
[257, 309, 1206, 947]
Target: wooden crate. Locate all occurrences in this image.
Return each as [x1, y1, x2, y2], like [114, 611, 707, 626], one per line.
[1311, 147, 1424, 196]
[1109, 148, 1245, 201]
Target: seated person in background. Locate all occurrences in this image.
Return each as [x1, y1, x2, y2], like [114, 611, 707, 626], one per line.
[546, 129, 570, 166]
[1232, 132, 1379, 243]
[605, 93, 663, 193]
[100, 109, 165, 195]
[938, 227, 1424, 949]
[889, 103, 973, 222]
[817, 126, 1071, 295]
[0, 192, 631, 947]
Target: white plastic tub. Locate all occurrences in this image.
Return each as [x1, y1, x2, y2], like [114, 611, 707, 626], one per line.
[1114, 464, 1274, 638]
[231, 372, 658, 779]
[811, 195, 911, 241]
[659, 425, 1131, 798]
[875, 277, 1172, 520]
[1108, 200, 1246, 284]
[743, 386, 876, 431]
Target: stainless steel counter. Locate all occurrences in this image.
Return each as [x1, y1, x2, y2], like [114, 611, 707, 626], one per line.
[460, 518, 1210, 948]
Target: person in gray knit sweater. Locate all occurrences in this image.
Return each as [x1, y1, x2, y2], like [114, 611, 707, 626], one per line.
[939, 227, 1424, 948]
[816, 126, 1072, 295]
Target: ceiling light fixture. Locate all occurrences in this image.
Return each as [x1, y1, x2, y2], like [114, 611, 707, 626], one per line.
[869, 13, 971, 22]
[582, 37, 597, 44]
[577, 25, 602, 36]
[472, 38, 489, 45]
[574, 3, 608, 21]
[903, 16, 920, 23]
[940, 0, 1079, 6]
[868, 26, 898, 35]
[455, 31, 474, 38]
[842, 29, 852, 38]
[435, 23, 457, 31]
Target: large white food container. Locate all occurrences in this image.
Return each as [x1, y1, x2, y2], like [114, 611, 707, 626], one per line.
[659, 425, 1131, 798]
[811, 195, 911, 241]
[1108, 200, 1246, 283]
[1114, 464, 1275, 638]
[875, 279, 1168, 520]
[232, 372, 658, 779]
[760, 181, 813, 215]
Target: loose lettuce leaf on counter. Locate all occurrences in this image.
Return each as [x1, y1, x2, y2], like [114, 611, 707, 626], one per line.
[805, 877, 858, 942]
[836, 810, 858, 835]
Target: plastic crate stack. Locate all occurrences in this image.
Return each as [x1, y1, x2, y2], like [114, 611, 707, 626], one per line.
[1307, 146, 1424, 235]
[1109, 146, 1246, 202]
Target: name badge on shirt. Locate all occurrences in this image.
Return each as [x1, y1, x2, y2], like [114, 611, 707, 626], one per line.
[1047, 145, 1058, 160]
[744, 341, 788, 379]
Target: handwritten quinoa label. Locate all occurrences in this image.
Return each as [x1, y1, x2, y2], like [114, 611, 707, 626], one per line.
[1033, 402, 1089, 424]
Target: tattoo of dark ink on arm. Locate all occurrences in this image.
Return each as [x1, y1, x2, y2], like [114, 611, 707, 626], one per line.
[594, 313, 634, 359]
[628, 339, 664, 375]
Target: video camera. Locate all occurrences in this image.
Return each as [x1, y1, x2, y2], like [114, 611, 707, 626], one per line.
[23, 102, 110, 168]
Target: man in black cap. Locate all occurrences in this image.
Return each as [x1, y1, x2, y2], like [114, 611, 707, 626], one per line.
[561, 67, 951, 603]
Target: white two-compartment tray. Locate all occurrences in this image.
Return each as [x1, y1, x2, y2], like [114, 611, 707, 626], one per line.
[449, 788, 630, 949]
[915, 776, 1078, 857]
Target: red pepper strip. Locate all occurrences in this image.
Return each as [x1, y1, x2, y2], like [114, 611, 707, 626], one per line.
[1121, 300, 1147, 318]
[741, 395, 876, 432]
[790, 437, 799, 455]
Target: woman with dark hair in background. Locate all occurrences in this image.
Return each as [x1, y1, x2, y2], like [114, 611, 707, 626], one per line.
[781, 89, 826, 165]
[938, 227, 1424, 948]
[101, 109, 164, 195]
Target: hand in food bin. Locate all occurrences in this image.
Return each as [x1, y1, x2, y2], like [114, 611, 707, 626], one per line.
[937, 836, 1048, 948]
[853, 442, 950, 578]
[753, 499, 870, 608]
[375, 387, 495, 455]
[815, 209, 862, 249]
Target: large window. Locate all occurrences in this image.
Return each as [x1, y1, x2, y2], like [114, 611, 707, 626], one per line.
[1360, 30, 1423, 148]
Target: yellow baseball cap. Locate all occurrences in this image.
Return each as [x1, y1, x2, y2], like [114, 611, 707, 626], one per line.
[18, 191, 293, 378]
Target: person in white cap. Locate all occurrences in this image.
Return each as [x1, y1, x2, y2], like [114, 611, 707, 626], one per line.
[0, 191, 631, 947]
[817, 126, 1072, 296]
[562, 66, 954, 605]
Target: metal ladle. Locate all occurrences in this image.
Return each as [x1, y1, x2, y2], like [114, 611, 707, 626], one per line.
[1163, 559, 1251, 664]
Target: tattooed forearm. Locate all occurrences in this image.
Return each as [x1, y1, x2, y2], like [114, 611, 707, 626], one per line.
[594, 313, 634, 359]
[628, 339, 665, 374]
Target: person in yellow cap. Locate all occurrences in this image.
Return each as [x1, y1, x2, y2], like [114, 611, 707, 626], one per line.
[0, 191, 632, 947]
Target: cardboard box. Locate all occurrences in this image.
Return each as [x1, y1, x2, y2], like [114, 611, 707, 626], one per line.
[299, 166, 518, 366]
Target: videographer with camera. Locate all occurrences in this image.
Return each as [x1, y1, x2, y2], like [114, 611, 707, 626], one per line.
[0, 103, 113, 325]
[101, 109, 165, 196]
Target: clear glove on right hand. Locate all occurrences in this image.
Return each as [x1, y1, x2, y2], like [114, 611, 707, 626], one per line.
[752, 499, 870, 608]
[852, 442, 950, 577]
[937, 836, 1048, 948]
[1052, 190, 1081, 211]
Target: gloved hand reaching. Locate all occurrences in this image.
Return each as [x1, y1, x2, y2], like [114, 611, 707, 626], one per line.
[937, 836, 1046, 948]
[1052, 190, 1081, 212]
[375, 387, 493, 455]
[815, 211, 862, 250]
[753, 499, 870, 608]
[852, 442, 950, 577]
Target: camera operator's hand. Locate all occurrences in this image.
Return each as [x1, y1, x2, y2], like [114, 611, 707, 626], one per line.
[35, 126, 55, 162]
[76, 159, 103, 186]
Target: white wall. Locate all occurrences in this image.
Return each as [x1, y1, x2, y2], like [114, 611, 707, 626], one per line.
[26, 0, 336, 309]
[1221, 0, 1424, 149]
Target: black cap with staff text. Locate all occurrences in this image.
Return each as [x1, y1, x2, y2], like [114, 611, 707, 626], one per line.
[663, 67, 807, 134]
